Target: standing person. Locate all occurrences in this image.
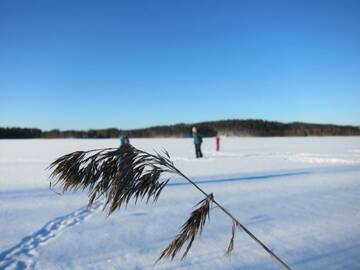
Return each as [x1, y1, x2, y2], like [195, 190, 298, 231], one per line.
[120, 135, 130, 147]
[192, 127, 203, 158]
[216, 133, 221, 151]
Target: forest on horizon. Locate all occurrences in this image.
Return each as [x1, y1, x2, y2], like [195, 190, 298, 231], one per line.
[1, 119, 360, 139]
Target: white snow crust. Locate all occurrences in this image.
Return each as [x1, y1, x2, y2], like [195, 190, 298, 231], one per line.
[1, 137, 360, 269]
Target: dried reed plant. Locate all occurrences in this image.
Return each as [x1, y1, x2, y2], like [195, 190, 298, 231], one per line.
[48, 145, 292, 270]
[156, 194, 213, 261]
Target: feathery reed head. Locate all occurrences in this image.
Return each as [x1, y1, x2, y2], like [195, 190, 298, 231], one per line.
[226, 220, 241, 255]
[48, 145, 174, 215]
[48, 145, 242, 262]
[157, 194, 213, 261]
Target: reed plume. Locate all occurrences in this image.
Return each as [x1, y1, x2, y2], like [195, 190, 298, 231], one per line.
[48, 144, 292, 269]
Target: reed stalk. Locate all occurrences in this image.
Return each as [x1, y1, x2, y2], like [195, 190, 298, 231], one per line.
[49, 145, 292, 270]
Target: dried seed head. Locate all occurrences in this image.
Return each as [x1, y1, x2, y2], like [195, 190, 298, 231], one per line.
[48, 146, 174, 215]
[226, 220, 241, 255]
[48, 146, 243, 263]
[156, 194, 213, 262]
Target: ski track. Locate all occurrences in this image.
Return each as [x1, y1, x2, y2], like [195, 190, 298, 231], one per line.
[171, 150, 360, 165]
[0, 201, 102, 270]
[168, 171, 310, 187]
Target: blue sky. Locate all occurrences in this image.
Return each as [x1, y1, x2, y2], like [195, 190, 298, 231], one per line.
[0, 0, 359, 130]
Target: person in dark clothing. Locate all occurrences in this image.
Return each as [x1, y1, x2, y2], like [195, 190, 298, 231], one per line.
[119, 135, 134, 158]
[120, 135, 130, 147]
[192, 127, 203, 158]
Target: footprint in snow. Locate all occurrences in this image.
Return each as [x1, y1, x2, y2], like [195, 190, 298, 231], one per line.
[0, 201, 102, 270]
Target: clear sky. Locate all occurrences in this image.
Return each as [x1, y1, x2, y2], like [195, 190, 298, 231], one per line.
[0, 0, 359, 130]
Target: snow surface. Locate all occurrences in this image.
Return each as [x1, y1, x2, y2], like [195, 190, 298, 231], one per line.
[1, 137, 360, 270]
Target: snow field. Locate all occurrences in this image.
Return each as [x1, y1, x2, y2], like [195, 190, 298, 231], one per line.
[1, 137, 360, 269]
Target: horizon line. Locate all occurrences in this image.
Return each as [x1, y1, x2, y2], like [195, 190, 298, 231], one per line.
[1, 118, 360, 132]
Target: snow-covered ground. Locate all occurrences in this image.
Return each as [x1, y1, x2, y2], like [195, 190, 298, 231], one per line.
[1, 137, 360, 270]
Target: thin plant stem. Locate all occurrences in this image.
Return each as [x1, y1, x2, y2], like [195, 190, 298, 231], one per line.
[172, 166, 292, 270]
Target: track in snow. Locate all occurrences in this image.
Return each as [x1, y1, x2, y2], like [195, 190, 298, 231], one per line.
[0, 201, 102, 270]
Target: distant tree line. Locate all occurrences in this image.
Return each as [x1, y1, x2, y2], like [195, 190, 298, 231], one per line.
[1, 119, 360, 139]
[0, 127, 42, 139]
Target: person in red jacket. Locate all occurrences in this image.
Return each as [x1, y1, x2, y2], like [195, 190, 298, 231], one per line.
[216, 133, 220, 151]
